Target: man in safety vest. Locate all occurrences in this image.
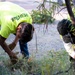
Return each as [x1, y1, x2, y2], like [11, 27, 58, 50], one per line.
[0, 2, 34, 64]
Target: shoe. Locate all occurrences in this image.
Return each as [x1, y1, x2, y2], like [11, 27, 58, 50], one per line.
[27, 57, 32, 63]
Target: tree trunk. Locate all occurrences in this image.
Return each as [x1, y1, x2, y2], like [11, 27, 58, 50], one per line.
[65, 0, 75, 25]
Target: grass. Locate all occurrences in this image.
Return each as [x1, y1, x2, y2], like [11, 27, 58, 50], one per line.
[0, 50, 75, 75]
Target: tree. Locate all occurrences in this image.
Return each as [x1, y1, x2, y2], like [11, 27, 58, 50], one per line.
[65, 0, 75, 25]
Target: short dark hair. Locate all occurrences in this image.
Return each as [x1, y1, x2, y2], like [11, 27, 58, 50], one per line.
[57, 19, 72, 36]
[20, 23, 34, 43]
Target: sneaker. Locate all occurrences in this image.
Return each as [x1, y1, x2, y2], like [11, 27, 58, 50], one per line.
[27, 57, 32, 63]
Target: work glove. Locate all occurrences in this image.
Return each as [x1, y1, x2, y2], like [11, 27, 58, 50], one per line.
[8, 42, 16, 51]
[9, 52, 18, 64]
[62, 34, 72, 43]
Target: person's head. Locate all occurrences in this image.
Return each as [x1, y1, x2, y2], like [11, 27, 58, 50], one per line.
[17, 22, 34, 43]
[57, 19, 72, 36]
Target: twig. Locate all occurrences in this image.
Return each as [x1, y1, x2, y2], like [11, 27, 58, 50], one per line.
[34, 30, 38, 53]
[56, 7, 66, 14]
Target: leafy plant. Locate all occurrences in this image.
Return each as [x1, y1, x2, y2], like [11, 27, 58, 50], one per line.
[31, 0, 57, 25]
[31, 10, 55, 24]
[0, 50, 75, 75]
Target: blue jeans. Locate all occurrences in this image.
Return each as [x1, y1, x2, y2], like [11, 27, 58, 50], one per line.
[19, 40, 29, 58]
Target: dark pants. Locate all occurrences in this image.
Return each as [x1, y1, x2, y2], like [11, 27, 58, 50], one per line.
[19, 40, 29, 58]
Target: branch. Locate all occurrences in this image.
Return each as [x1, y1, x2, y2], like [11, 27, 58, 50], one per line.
[56, 7, 66, 14]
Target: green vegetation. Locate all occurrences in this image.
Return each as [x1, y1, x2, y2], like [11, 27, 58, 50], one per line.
[31, 10, 55, 24]
[31, 0, 57, 24]
[31, 0, 75, 24]
[0, 50, 75, 75]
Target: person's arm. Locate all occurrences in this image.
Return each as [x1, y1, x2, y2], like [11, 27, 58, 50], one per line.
[8, 35, 19, 50]
[62, 35, 75, 59]
[0, 35, 18, 64]
[8, 28, 21, 50]
[63, 42, 75, 59]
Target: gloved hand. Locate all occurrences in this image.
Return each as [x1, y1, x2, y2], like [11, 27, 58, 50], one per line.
[8, 42, 16, 51]
[62, 34, 72, 43]
[9, 52, 18, 64]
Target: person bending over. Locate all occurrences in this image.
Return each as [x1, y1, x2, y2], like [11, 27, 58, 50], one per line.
[57, 19, 75, 68]
[0, 2, 34, 64]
